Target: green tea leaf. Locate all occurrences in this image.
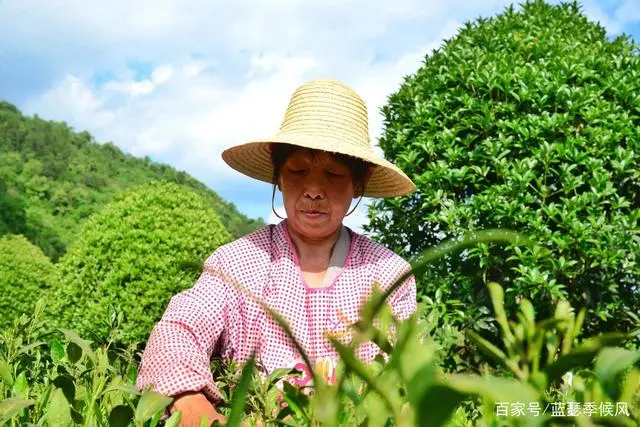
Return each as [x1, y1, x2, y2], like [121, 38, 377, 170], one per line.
[545, 330, 640, 382]
[397, 321, 438, 383]
[0, 360, 13, 387]
[0, 397, 35, 423]
[312, 381, 340, 424]
[97, 348, 110, 374]
[47, 388, 73, 427]
[102, 383, 140, 396]
[66, 342, 82, 364]
[52, 375, 76, 403]
[49, 339, 66, 364]
[127, 364, 137, 384]
[134, 389, 173, 424]
[227, 353, 256, 427]
[328, 337, 396, 415]
[33, 298, 46, 319]
[71, 406, 84, 425]
[594, 347, 640, 400]
[554, 300, 574, 325]
[267, 367, 294, 384]
[17, 341, 46, 356]
[59, 328, 97, 363]
[467, 330, 511, 369]
[281, 381, 310, 423]
[109, 404, 134, 427]
[361, 390, 392, 427]
[447, 374, 540, 404]
[164, 410, 182, 427]
[38, 384, 53, 412]
[619, 368, 640, 403]
[406, 364, 438, 406]
[519, 298, 536, 340]
[378, 230, 528, 319]
[487, 282, 516, 350]
[12, 372, 28, 399]
[571, 308, 586, 343]
[416, 384, 467, 427]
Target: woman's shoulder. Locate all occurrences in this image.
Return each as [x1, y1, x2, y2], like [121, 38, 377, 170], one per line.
[211, 224, 275, 262]
[350, 229, 412, 272]
[349, 230, 416, 298]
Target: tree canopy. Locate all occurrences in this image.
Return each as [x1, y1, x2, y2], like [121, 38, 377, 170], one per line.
[0, 234, 56, 328]
[48, 181, 234, 343]
[0, 101, 264, 262]
[367, 0, 640, 339]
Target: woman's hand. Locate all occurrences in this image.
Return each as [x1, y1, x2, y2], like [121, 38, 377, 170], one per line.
[170, 391, 227, 426]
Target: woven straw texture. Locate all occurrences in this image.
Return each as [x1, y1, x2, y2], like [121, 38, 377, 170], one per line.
[221, 78, 416, 198]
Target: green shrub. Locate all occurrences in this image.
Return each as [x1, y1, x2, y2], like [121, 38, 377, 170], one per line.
[200, 229, 640, 426]
[1, 230, 638, 426]
[368, 0, 640, 339]
[49, 181, 233, 344]
[0, 234, 56, 328]
[0, 299, 172, 427]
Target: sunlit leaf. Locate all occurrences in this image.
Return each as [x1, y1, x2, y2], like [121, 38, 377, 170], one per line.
[134, 389, 173, 424]
[0, 397, 35, 423]
[227, 352, 256, 426]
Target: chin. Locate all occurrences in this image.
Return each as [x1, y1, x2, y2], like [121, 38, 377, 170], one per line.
[291, 218, 340, 238]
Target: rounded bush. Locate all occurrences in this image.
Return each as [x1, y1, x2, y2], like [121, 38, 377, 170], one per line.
[0, 234, 56, 328]
[368, 1, 640, 336]
[50, 181, 234, 343]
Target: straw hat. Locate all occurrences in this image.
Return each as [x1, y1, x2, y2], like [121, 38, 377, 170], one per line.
[221, 78, 416, 198]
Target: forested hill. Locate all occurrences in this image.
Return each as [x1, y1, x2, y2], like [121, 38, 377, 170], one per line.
[0, 100, 264, 262]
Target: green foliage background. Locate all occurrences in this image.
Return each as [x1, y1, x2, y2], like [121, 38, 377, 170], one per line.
[0, 1, 639, 425]
[48, 181, 233, 343]
[367, 0, 640, 345]
[0, 234, 56, 329]
[0, 101, 264, 262]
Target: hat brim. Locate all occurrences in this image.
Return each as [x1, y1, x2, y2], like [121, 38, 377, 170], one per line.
[221, 132, 416, 198]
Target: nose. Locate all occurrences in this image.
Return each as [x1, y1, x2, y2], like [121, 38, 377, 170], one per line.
[304, 186, 325, 200]
[303, 173, 326, 200]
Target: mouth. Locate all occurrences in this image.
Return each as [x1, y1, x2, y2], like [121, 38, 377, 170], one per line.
[300, 209, 328, 218]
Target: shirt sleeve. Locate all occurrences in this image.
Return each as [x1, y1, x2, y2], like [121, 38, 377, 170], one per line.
[136, 252, 231, 404]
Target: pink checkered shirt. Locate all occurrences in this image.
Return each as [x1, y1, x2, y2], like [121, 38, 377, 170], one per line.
[136, 220, 416, 403]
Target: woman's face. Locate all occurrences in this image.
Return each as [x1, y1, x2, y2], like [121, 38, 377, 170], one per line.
[279, 149, 361, 241]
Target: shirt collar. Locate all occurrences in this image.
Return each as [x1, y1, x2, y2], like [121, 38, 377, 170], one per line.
[269, 219, 353, 263]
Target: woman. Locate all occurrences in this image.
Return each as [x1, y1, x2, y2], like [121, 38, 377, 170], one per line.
[136, 78, 417, 425]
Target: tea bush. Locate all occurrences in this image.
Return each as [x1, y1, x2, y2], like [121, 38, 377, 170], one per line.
[0, 234, 56, 328]
[49, 181, 233, 344]
[367, 0, 640, 339]
[0, 299, 178, 427]
[1, 229, 638, 426]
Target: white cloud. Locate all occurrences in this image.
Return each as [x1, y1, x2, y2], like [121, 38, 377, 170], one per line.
[352, 18, 463, 145]
[580, 0, 625, 34]
[578, 0, 640, 35]
[614, 0, 640, 26]
[30, 75, 116, 130]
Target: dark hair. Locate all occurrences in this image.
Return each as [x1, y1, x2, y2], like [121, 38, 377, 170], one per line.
[269, 143, 371, 190]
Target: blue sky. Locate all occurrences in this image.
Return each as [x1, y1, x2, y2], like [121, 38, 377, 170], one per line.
[1, 0, 638, 233]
